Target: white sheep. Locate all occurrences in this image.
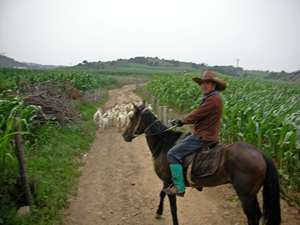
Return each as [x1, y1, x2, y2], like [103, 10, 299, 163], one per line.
[136, 101, 143, 106]
[97, 103, 139, 130]
[147, 104, 153, 112]
[99, 117, 109, 132]
[125, 103, 133, 113]
[126, 110, 134, 118]
[108, 111, 118, 127]
[106, 115, 113, 127]
[93, 107, 102, 125]
[116, 113, 128, 132]
[102, 112, 108, 118]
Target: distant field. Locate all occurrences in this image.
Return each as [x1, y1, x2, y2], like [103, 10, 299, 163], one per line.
[116, 62, 188, 70]
[238, 70, 269, 78]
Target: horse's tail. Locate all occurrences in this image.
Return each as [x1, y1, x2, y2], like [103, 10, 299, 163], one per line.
[262, 153, 281, 225]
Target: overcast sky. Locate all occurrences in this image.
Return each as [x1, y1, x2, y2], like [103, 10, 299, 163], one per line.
[1, 0, 300, 72]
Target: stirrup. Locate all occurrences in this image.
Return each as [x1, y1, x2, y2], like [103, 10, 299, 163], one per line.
[162, 185, 185, 197]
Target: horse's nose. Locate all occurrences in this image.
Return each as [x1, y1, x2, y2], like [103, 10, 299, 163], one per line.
[122, 132, 132, 142]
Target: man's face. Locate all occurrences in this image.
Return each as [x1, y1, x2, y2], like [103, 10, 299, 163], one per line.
[201, 81, 216, 95]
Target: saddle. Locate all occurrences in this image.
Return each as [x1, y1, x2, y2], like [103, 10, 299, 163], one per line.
[182, 140, 219, 168]
[177, 132, 226, 187]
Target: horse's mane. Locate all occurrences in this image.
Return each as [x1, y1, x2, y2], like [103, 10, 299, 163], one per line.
[139, 105, 183, 159]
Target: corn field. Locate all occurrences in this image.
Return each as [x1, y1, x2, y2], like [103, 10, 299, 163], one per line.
[145, 74, 300, 207]
[0, 68, 117, 93]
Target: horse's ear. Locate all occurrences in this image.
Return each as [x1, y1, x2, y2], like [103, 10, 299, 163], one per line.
[132, 103, 139, 112]
[142, 100, 146, 107]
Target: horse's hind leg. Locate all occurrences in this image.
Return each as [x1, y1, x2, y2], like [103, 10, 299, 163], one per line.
[155, 190, 166, 218]
[237, 193, 262, 225]
[243, 196, 262, 225]
[233, 177, 262, 225]
[232, 157, 265, 224]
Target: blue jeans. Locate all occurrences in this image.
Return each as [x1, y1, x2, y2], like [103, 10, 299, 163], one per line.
[167, 133, 214, 164]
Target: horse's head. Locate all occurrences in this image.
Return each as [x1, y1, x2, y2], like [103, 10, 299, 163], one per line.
[122, 100, 150, 142]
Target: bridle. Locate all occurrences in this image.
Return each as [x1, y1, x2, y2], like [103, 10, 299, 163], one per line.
[132, 108, 178, 137]
[133, 108, 148, 135]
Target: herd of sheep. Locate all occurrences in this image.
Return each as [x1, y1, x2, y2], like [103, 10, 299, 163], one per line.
[93, 101, 152, 132]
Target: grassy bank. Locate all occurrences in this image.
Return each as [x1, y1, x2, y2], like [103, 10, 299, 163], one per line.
[0, 76, 146, 224]
[1, 98, 98, 224]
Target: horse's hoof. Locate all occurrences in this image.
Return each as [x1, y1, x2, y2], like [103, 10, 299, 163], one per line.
[155, 213, 162, 218]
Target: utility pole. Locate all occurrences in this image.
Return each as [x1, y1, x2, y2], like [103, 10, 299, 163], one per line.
[236, 58, 240, 67]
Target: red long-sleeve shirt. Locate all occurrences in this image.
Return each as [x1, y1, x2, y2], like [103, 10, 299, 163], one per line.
[181, 94, 223, 141]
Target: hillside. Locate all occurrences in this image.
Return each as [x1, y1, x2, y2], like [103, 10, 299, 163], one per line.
[72, 56, 300, 82]
[0, 55, 32, 69]
[1, 55, 299, 82]
[0, 55, 66, 69]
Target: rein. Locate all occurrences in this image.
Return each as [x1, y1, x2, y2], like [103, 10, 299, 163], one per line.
[132, 108, 178, 137]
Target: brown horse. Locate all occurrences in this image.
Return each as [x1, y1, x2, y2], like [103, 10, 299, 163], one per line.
[122, 102, 281, 225]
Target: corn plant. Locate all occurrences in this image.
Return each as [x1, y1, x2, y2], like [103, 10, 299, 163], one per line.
[0, 92, 41, 177]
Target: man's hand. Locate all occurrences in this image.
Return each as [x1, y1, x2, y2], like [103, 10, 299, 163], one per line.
[171, 119, 184, 127]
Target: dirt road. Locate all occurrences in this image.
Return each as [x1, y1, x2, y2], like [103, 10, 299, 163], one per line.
[65, 81, 299, 225]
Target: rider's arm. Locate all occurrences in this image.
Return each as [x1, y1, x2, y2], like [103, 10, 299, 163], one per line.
[181, 95, 222, 125]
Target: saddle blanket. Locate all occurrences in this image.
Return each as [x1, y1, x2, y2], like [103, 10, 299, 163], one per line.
[191, 144, 225, 178]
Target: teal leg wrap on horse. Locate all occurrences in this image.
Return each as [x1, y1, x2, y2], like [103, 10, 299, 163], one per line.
[170, 164, 185, 193]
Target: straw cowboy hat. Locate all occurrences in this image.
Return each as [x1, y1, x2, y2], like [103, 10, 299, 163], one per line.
[192, 71, 226, 91]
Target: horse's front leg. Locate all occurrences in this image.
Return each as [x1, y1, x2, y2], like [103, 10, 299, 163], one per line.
[168, 194, 178, 225]
[155, 190, 166, 218]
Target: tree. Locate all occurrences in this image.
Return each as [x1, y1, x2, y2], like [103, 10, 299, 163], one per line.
[264, 72, 278, 80]
[279, 70, 287, 78]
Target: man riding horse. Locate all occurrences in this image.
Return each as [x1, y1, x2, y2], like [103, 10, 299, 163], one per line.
[164, 71, 227, 196]
[122, 73, 280, 224]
